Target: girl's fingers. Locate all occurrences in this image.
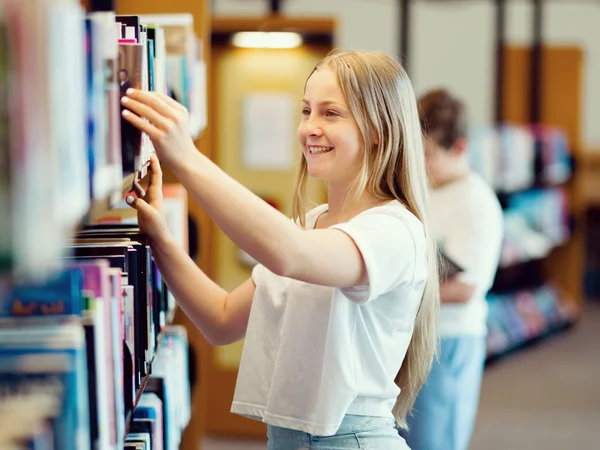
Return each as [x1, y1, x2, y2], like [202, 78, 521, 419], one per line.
[146, 154, 163, 201]
[125, 194, 151, 215]
[125, 89, 179, 121]
[156, 92, 187, 112]
[133, 182, 146, 199]
[121, 96, 172, 132]
[121, 109, 162, 140]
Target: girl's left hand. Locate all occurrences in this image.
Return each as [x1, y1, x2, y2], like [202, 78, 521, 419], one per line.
[121, 89, 197, 170]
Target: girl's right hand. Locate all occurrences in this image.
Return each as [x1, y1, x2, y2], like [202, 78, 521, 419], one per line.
[126, 154, 171, 244]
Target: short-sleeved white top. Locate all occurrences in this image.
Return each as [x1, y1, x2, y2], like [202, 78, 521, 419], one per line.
[230, 200, 428, 436]
[430, 173, 503, 337]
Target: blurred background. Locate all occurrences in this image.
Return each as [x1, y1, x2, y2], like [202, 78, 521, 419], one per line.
[1, 0, 599, 449]
[203, 2, 600, 448]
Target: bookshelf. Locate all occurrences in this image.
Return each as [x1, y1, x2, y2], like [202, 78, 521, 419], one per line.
[0, 1, 200, 449]
[124, 308, 175, 436]
[478, 44, 586, 361]
[393, 0, 588, 361]
[109, 2, 213, 449]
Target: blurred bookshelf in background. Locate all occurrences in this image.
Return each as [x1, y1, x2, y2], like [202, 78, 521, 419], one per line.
[467, 124, 577, 360]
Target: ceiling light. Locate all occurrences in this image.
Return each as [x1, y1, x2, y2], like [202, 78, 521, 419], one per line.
[232, 32, 303, 49]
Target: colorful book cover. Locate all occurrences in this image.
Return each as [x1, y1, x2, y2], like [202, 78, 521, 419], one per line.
[4, 268, 84, 317]
[68, 260, 117, 448]
[0, 323, 91, 450]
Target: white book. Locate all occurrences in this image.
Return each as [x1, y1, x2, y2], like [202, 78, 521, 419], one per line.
[49, 0, 89, 227]
[88, 11, 123, 194]
[10, 0, 63, 283]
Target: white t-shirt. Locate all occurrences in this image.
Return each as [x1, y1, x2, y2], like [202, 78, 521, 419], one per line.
[430, 172, 503, 337]
[230, 200, 428, 436]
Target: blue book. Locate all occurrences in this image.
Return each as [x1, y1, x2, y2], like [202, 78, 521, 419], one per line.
[3, 268, 84, 317]
[147, 39, 155, 92]
[134, 393, 163, 449]
[0, 323, 91, 450]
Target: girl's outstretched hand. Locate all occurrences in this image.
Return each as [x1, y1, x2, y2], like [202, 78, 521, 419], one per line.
[121, 89, 197, 170]
[125, 154, 171, 244]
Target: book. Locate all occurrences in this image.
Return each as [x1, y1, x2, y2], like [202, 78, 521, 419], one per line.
[0, 323, 91, 450]
[88, 11, 124, 197]
[117, 42, 144, 175]
[438, 250, 464, 280]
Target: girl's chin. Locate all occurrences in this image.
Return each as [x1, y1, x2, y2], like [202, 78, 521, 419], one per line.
[306, 165, 329, 181]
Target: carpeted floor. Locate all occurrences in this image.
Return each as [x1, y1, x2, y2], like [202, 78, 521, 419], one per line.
[202, 299, 600, 450]
[470, 299, 600, 450]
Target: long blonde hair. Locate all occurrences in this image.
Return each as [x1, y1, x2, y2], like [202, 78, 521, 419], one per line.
[292, 51, 440, 430]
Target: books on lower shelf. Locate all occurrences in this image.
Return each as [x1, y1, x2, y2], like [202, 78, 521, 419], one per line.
[467, 123, 577, 359]
[0, 229, 190, 448]
[0, 0, 206, 290]
[486, 283, 575, 359]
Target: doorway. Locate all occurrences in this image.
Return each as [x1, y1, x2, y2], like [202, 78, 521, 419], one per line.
[205, 17, 335, 439]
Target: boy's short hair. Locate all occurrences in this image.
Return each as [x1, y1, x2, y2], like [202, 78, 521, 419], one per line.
[418, 89, 467, 149]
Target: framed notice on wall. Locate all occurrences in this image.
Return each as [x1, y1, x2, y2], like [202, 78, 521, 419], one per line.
[241, 92, 295, 170]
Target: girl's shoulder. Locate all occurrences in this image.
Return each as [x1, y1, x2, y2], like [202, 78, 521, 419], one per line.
[356, 200, 423, 228]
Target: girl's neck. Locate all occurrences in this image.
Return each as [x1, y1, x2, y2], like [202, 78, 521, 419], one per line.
[326, 184, 388, 222]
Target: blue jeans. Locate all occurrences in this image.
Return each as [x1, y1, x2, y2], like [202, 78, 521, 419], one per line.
[267, 415, 410, 449]
[401, 336, 486, 450]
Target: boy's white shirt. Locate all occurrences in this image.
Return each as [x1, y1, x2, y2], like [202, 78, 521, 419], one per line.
[231, 200, 428, 436]
[430, 172, 504, 338]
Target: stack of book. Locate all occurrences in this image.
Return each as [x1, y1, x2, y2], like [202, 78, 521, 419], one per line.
[0, 0, 206, 291]
[467, 124, 572, 193]
[0, 2, 201, 447]
[467, 124, 576, 361]
[0, 229, 190, 448]
[127, 325, 191, 450]
[486, 284, 575, 359]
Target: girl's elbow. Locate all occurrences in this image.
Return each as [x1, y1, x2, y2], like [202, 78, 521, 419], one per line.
[269, 258, 294, 278]
[204, 328, 240, 346]
[206, 334, 231, 346]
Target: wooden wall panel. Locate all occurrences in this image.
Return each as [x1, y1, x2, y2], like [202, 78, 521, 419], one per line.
[502, 46, 583, 153]
[503, 45, 585, 313]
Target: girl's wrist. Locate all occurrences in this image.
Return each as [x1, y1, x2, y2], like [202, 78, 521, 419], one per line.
[171, 143, 203, 178]
[148, 230, 177, 253]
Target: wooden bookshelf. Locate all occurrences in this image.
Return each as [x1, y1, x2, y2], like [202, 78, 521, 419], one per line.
[111, 2, 212, 449]
[211, 16, 335, 34]
[77, 1, 211, 448]
[575, 150, 600, 211]
[503, 45, 586, 317]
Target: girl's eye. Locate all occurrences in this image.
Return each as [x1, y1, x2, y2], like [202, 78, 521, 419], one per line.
[326, 110, 338, 117]
[302, 109, 310, 116]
